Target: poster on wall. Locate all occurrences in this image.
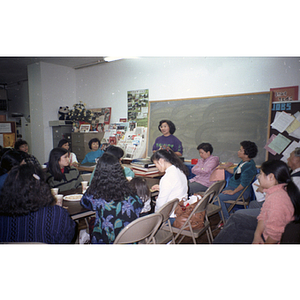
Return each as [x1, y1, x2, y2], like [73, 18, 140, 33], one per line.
[127, 89, 149, 127]
[270, 86, 298, 102]
[90, 107, 111, 131]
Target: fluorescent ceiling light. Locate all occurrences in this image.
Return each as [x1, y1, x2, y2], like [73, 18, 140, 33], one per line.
[104, 57, 123, 62]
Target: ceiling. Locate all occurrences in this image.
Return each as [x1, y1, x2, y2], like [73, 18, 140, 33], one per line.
[0, 57, 105, 86]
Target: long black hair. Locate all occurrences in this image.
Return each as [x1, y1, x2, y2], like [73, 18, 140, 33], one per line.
[47, 147, 68, 181]
[0, 164, 55, 216]
[261, 160, 300, 223]
[0, 149, 24, 176]
[87, 152, 138, 201]
[151, 149, 189, 177]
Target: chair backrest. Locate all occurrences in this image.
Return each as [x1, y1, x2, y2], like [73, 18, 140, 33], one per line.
[114, 213, 163, 244]
[193, 189, 216, 214]
[204, 180, 226, 203]
[156, 198, 179, 223]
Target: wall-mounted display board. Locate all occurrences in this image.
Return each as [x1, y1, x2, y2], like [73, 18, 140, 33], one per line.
[268, 101, 300, 161]
[147, 92, 271, 165]
[0, 121, 16, 148]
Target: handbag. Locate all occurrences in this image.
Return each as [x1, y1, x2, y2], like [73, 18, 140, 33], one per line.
[173, 196, 205, 230]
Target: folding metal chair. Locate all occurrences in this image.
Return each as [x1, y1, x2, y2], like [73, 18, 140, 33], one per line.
[113, 212, 163, 244]
[163, 189, 216, 244]
[152, 198, 179, 244]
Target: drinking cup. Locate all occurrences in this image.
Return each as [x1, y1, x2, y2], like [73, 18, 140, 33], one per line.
[55, 194, 63, 206]
[81, 181, 88, 193]
[51, 188, 59, 196]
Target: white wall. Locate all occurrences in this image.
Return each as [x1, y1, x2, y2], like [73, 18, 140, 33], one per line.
[75, 57, 300, 123]
[27, 57, 300, 163]
[28, 62, 76, 163]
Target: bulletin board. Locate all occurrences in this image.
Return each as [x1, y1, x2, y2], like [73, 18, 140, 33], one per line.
[267, 101, 300, 161]
[0, 121, 16, 148]
[148, 92, 272, 165]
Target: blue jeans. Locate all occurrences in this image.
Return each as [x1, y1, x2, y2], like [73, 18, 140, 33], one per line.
[217, 186, 251, 221]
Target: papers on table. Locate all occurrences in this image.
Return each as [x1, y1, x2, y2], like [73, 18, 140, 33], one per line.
[266, 110, 300, 156]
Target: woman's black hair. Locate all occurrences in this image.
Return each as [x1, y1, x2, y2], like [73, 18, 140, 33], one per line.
[58, 139, 69, 148]
[151, 149, 189, 177]
[197, 142, 213, 154]
[47, 147, 68, 181]
[14, 139, 28, 151]
[158, 120, 176, 135]
[87, 152, 138, 201]
[88, 138, 101, 150]
[261, 160, 300, 223]
[105, 145, 124, 160]
[128, 177, 150, 203]
[0, 164, 55, 216]
[0, 149, 24, 176]
[240, 141, 258, 159]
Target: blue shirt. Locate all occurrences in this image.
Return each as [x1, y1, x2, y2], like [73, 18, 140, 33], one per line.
[0, 173, 8, 194]
[81, 148, 104, 164]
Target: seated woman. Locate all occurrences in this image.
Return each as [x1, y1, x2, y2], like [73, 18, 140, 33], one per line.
[217, 140, 258, 222]
[189, 142, 220, 194]
[45, 147, 82, 192]
[89, 145, 134, 184]
[14, 139, 41, 167]
[152, 120, 183, 156]
[58, 139, 79, 167]
[213, 160, 300, 244]
[0, 164, 76, 243]
[151, 149, 189, 223]
[0, 150, 25, 193]
[80, 152, 143, 244]
[81, 138, 104, 164]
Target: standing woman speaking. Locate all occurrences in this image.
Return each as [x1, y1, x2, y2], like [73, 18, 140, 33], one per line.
[152, 120, 183, 156]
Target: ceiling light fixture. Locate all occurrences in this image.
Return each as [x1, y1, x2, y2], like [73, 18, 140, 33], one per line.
[103, 57, 123, 62]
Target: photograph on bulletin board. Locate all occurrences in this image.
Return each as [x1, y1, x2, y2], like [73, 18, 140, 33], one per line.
[127, 89, 149, 127]
[270, 86, 298, 102]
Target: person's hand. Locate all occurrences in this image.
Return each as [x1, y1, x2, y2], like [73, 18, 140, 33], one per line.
[252, 234, 264, 244]
[151, 184, 159, 192]
[254, 183, 264, 193]
[222, 190, 236, 195]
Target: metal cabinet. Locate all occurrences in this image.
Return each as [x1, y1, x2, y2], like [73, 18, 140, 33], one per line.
[71, 132, 104, 162]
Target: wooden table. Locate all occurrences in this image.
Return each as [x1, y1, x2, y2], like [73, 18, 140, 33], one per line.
[61, 188, 95, 221]
[76, 164, 95, 173]
[61, 177, 160, 220]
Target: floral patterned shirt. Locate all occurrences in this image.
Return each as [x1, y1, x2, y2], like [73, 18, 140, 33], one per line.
[80, 193, 143, 244]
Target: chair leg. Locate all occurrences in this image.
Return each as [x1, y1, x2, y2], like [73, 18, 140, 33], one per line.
[207, 227, 213, 243]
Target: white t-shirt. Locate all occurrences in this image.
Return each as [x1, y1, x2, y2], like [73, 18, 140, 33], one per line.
[155, 165, 188, 217]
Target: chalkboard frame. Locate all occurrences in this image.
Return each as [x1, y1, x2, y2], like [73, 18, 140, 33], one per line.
[147, 92, 272, 166]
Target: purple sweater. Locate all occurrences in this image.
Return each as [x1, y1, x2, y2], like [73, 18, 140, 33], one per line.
[189, 155, 219, 187]
[152, 135, 183, 154]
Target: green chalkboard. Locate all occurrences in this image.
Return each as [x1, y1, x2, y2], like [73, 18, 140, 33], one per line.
[147, 92, 271, 165]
